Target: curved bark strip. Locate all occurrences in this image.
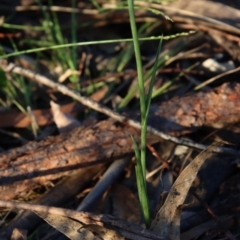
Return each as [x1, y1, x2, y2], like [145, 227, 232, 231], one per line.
[147, 82, 240, 135]
[0, 82, 240, 200]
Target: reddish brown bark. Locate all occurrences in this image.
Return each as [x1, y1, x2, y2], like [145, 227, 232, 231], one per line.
[0, 82, 240, 200]
[147, 82, 240, 135]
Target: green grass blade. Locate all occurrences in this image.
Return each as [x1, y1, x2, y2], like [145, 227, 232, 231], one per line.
[117, 51, 175, 110]
[0, 32, 193, 59]
[128, 0, 150, 227]
[131, 136, 150, 227]
[71, 0, 77, 70]
[128, 0, 145, 119]
[145, 38, 162, 121]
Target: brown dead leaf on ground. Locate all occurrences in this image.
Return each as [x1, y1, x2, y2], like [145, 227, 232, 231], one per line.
[108, 184, 142, 225]
[10, 228, 27, 240]
[150, 143, 222, 240]
[0, 87, 108, 128]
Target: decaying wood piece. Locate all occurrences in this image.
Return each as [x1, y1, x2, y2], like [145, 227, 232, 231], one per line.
[0, 82, 240, 200]
[148, 82, 240, 134]
[0, 120, 144, 200]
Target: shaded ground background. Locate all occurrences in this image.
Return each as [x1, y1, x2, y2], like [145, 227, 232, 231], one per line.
[0, 0, 240, 239]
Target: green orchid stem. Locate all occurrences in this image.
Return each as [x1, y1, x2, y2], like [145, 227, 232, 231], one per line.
[128, 0, 150, 227]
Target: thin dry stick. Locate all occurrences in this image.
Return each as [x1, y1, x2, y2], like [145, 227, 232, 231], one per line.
[195, 66, 240, 90]
[147, 144, 170, 169]
[0, 60, 239, 156]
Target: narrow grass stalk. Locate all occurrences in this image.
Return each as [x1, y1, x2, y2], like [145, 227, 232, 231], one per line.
[70, 0, 79, 86]
[0, 32, 192, 59]
[132, 136, 149, 223]
[118, 42, 186, 109]
[127, 0, 150, 227]
[152, 62, 198, 98]
[128, 0, 163, 228]
[71, 0, 77, 73]
[145, 39, 162, 120]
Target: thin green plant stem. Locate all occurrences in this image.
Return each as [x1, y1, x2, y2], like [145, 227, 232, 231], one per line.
[117, 21, 153, 73]
[101, 22, 150, 76]
[117, 41, 187, 109]
[2, 23, 44, 31]
[36, 0, 54, 37]
[70, 0, 79, 86]
[106, 5, 173, 21]
[49, 0, 72, 70]
[0, 32, 194, 59]
[145, 39, 162, 120]
[36, 0, 66, 67]
[116, 44, 134, 72]
[8, 38, 32, 108]
[128, 0, 145, 172]
[128, 0, 150, 227]
[132, 136, 148, 222]
[12, 99, 27, 114]
[71, 0, 77, 70]
[49, 0, 64, 45]
[21, 39, 54, 47]
[90, 0, 102, 10]
[152, 62, 199, 98]
[36, 0, 79, 85]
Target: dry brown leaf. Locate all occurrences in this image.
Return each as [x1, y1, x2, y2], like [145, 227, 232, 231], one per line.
[10, 228, 27, 240]
[34, 211, 99, 240]
[0, 200, 161, 240]
[0, 87, 108, 128]
[50, 101, 81, 133]
[35, 210, 125, 240]
[150, 142, 221, 240]
[0, 102, 79, 128]
[110, 184, 141, 225]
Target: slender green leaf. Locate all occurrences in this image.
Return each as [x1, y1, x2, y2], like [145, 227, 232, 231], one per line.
[0, 32, 194, 59]
[145, 38, 162, 122]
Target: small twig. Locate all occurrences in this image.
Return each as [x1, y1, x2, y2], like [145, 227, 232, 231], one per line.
[195, 66, 240, 90]
[1, 60, 240, 156]
[77, 157, 130, 211]
[147, 144, 170, 169]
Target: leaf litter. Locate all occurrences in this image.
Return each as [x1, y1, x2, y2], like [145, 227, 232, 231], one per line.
[150, 142, 223, 240]
[0, 0, 240, 239]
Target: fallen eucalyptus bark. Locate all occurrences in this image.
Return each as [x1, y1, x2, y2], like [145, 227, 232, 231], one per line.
[0, 82, 240, 200]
